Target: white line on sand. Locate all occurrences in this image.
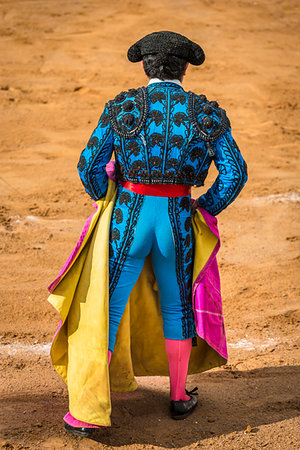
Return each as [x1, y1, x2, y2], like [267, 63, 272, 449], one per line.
[228, 337, 279, 350]
[9, 215, 80, 226]
[0, 342, 51, 356]
[25, 216, 78, 224]
[0, 337, 279, 356]
[254, 192, 300, 203]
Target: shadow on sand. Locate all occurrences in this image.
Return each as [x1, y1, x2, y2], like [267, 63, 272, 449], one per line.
[2, 365, 300, 447]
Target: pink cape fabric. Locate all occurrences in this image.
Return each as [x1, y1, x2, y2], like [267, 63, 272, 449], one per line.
[64, 411, 101, 429]
[193, 209, 227, 359]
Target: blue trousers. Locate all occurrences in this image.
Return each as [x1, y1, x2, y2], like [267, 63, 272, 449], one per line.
[108, 184, 196, 352]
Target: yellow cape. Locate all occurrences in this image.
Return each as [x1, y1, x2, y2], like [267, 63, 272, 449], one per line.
[48, 180, 226, 426]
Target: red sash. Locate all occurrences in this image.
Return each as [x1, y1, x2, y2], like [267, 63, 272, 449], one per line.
[120, 181, 191, 197]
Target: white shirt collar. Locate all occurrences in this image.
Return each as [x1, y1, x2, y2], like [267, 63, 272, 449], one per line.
[148, 78, 182, 87]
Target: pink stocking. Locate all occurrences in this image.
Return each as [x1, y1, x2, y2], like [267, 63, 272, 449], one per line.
[165, 338, 192, 401]
[64, 350, 112, 428]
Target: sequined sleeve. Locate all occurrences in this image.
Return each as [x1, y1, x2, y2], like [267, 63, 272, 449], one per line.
[77, 104, 114, 200]
[197, 129, 248, 215]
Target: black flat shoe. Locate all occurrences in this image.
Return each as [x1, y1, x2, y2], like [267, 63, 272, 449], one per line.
[64, 422, 95, 438]
[170, 387, 198, 420]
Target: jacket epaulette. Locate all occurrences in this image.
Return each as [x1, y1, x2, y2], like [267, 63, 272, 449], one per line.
[188, 93, 231, 143]
[107, 87, 149, 138]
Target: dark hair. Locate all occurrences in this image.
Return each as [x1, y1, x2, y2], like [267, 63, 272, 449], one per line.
[143, 53, 187, 81]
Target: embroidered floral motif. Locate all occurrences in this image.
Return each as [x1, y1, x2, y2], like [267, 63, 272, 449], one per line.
[169, 135, 184, 149]
[180, 197, 190, 212]
[190, 146, 205, 162]
[185, 262, 193, 276]
[150, 91, 166, 104]
[202, 104, 213, 115]
[150, 156, 162, 167]
[132, 160, 146, 171]
[184, 217, 192, 232]
[87, 136, 99, 150]
[126, 141, 140, 156]
[119, 192, 131, 206]
[111, 228, 120, 242]
[148, 132, 164, 147]
[202, 116, 214, 129]
[123, 113, 135, 127]
[115, 92, 126, 103]
[123, 100, 135, 112]
[99, 113, 110, 127]
[128, 88, 138, 96]
[172, 93, 186, 104]
[198, 94, 207, 103]
[174, 112, 188, 126]
[166, 158, 178, 169]
[205, 192, 214, 206]
[114, 104, 123, 115]
[77, 154, 86, 171]
[114, 208, 123, 224]
[185, 248, 193, 263]
[185, 234, 191, 247]
[149, 110, 164, 125]
[210, 100, 219, 108]
[182, 165, 196, 179]
[213, 179, 224, 194]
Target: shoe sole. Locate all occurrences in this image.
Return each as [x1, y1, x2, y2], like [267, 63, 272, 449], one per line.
[64, 423, 94, 438]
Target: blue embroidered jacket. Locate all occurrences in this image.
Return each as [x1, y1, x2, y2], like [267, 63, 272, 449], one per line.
[77, 82, 248, 215]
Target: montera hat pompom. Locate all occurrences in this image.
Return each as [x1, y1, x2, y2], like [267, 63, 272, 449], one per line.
[127, 31, 205, 66]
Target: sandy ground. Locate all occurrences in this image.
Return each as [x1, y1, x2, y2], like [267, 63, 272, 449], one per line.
[0, 0, 300, 448]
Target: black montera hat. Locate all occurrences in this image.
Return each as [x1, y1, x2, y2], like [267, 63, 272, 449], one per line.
[127, 31, 205, 66]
